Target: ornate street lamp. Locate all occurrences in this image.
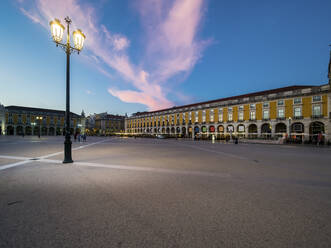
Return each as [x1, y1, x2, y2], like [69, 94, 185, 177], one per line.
[50, 17, 86, 163]
[36, 116, 43, 137]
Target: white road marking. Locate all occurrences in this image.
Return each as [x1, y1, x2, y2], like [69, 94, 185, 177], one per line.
[0, 154, 230, 178]
[0, 160, 32, 171]
[0, 139, 107, 171]
[74, 161, 230, 178]
[173, 142, 248, 160]
[0, 155, 33, 160]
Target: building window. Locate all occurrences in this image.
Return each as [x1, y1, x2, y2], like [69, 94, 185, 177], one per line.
[189, 112, 192, 121]
[239, 112, 244, 121]
[294, 98, 301, 104]
[210, 110, 214, 122]
[278, 109, 284, 118]
[18, 115, 22, 124]
[312, 95, 321, 102]
[263, 110, 269, 119]
[263, 102, 269, 108]
[202, 110, 206, 122]
[195, 111, 198, 122]
[277, 100, 284, 106]
[228, 113, 233, 121]
[228, 107, 233, 112]
[250, 104, 255, 109]
[313, 105, 321, 116]
[250, 111, 256, 120]
[239, 105, 244, 111]
[294, 107, 302, 117]
[218, 113, 223, 122]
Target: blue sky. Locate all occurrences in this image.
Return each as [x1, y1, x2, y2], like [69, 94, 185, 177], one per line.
[0, 0, 330, 116]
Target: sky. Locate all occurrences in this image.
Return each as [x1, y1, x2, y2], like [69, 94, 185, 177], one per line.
[0, 0, 330, 116]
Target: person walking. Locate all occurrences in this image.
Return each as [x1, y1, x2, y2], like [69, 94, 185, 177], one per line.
[317, 132, 322, 146]
[74, 133, 77, 142]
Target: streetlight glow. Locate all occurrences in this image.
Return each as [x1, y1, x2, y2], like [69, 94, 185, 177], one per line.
[50, 19, 65, 43]
[73, 29, 86, 51]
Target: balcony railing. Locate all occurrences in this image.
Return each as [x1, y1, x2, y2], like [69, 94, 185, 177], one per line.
[262, 118, 270, 121]
[249, 118, 256, 121]
[276, 117, 285, 120]
[293, 116, 303, 120]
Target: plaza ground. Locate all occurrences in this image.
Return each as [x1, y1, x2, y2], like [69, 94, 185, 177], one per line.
[0, 136, 331, 247]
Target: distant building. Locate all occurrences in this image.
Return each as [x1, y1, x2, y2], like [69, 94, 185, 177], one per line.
[0, 105, 85, 136]
[88, 112, 125, 135]
[125, 84, 331, 143]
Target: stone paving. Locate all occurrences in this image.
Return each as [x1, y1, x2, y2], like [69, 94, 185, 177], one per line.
[0, 136, 331, 247]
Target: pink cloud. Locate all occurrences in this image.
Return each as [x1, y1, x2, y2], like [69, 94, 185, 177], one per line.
[17, 0, 209, 111]
[108, 88, 172, 110]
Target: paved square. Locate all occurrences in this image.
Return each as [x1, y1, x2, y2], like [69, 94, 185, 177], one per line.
[0, 136, 331, 247]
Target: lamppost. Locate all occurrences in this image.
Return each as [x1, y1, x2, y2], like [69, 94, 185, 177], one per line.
[31, 122, 36, 135]
[288, 117, 292, 140]
[36, 116, 43, 138]
[49, 17, 86, 163]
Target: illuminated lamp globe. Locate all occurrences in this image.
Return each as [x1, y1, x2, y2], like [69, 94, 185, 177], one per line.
[73, 29, 86, 51]
[50, 19, 65, 43]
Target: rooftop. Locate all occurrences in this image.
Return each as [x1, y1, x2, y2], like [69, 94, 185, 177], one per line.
[5, 105, 81, 117]
[131, 85, 318, 117]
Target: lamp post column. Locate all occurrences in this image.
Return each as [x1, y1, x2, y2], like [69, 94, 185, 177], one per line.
[63, 18, 73, 163]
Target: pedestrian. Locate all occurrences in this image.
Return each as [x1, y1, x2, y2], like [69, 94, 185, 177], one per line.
[78, 134, 81, 142]
[317, 132, 322, 146]
[83, 133, 86, 142]
[74, 133, 77, 142]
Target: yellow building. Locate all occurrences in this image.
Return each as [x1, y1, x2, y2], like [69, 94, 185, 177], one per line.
[125, 84, 331, 144]
[0, 105, 85, 136]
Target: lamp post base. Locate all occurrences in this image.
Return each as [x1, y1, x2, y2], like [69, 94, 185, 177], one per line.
[63, 139, 73, 163]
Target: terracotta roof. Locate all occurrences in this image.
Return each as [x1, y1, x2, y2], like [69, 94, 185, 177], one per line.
[5, 105, 81, 117]
[133, 85, 315, 116]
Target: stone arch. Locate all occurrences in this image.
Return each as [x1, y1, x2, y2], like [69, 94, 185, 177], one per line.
[34, 126, 39, 135]
[49, 127, 55, 136]
[209, 125, 215, 132]
[7, 126, 14, 135]
[275, 123, 286, 134]
[261, 123, 271, 134]
[182, 127, 186, 136]
[290, 122, 304, 143]
[42, 127, 48, 136]
[16, 126, 24, 135]
[291, 122, 304, 133]
[217, 125, 224, 133]
[226, 125, 234, 133]
[248, 124, 257, 139]
[237, 124, 245, 133]
[25, 126, 32, 135]
[309, 121, 325, 144]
